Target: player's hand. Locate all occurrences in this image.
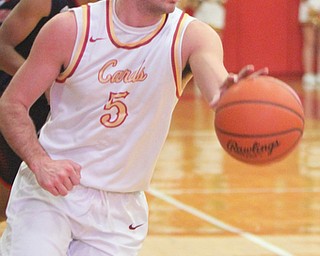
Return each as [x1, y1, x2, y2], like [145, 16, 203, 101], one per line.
[223, 64, 269, 90]
[210, 65, 268, 108]
[32, 158, 82, 196]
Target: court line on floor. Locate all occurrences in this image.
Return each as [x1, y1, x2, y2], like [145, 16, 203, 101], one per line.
[155, 187, 320, 195]
[148, 187, 294, 256]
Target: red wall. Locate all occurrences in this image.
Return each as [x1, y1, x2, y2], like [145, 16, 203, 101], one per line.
[223, 0, 302, 76]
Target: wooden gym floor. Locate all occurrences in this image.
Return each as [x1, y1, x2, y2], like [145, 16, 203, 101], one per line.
[1, 76, 319, 255]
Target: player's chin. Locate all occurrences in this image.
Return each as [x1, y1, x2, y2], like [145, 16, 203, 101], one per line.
[165, 1, 178, 12]
[163, 6, 174, 13]
[167, 0, 179, 4]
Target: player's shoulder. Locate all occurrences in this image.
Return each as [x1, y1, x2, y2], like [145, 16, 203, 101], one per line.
[185, 18, 219, 36]
[36, 9, 76, 43]
[181, 18, 223, 68]
[183, 18, 221, 49]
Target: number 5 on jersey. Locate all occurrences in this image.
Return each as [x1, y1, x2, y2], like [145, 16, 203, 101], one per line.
[100, 91, 129, 128]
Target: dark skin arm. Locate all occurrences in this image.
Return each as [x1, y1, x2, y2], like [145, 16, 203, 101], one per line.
[0, 0, 51, 75]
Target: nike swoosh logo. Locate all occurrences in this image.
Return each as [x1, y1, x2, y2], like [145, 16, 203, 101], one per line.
[89, 36, 106, 43]
[129, 223, 144, 230]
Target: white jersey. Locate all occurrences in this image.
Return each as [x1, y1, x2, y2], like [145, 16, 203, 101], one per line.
[39, 0, 195, 192]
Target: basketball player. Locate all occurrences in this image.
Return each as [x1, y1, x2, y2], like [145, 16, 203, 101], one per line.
[0, 0, 97, 221]
[0, 0, 268, 255]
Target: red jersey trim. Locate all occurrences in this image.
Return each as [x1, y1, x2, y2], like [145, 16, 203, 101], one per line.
[56, 5, 90, 83]
[106, 0, 168, 49]
[171, 12, 189, 98]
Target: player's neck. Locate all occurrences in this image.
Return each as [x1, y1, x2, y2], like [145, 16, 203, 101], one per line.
[115, 0, 165, 27]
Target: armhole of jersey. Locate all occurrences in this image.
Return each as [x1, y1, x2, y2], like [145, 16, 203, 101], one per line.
[171, 13, 194, 98]
[56, 5, 90, 83]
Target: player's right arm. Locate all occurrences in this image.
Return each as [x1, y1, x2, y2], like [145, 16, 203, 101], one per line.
[0, 11, 81, 196]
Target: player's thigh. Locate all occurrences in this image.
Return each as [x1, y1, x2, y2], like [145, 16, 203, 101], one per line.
[2, 166, 72, 256]
[2, 209, 72, 256]
[68, 240, 112, 256]
[68, 191, 149, 256]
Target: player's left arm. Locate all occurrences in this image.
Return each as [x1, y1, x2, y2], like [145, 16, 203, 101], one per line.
[182, 20, 268, 108]
[182, 20, 230, 107]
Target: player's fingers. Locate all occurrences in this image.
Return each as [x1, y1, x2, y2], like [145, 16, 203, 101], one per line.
[223, 73, 238, 89]
[69, 171, 81, 186]
[70, 162, 82, 177]
[237, 64, 254, 80]
[47, 186, 60, 197]
[55, 183, 69, 196]
[248, 67, 269, 78]
[220, 66, 269, 104]
[69, 162, 81, 185]
[63, 177, 74, 191]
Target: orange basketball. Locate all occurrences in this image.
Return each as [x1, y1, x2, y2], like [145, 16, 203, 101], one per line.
[214, 76, 304, 165]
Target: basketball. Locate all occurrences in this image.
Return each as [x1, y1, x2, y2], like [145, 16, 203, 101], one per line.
[214, 76, 304, 165]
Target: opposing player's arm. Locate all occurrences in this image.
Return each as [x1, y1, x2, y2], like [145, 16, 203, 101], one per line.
[0, 0, 51, 75]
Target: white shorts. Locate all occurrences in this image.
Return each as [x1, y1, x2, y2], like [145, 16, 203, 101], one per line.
[0, 163, 149, 256]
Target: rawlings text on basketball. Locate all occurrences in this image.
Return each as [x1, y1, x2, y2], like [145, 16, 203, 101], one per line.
[226, 140, 280, 159]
